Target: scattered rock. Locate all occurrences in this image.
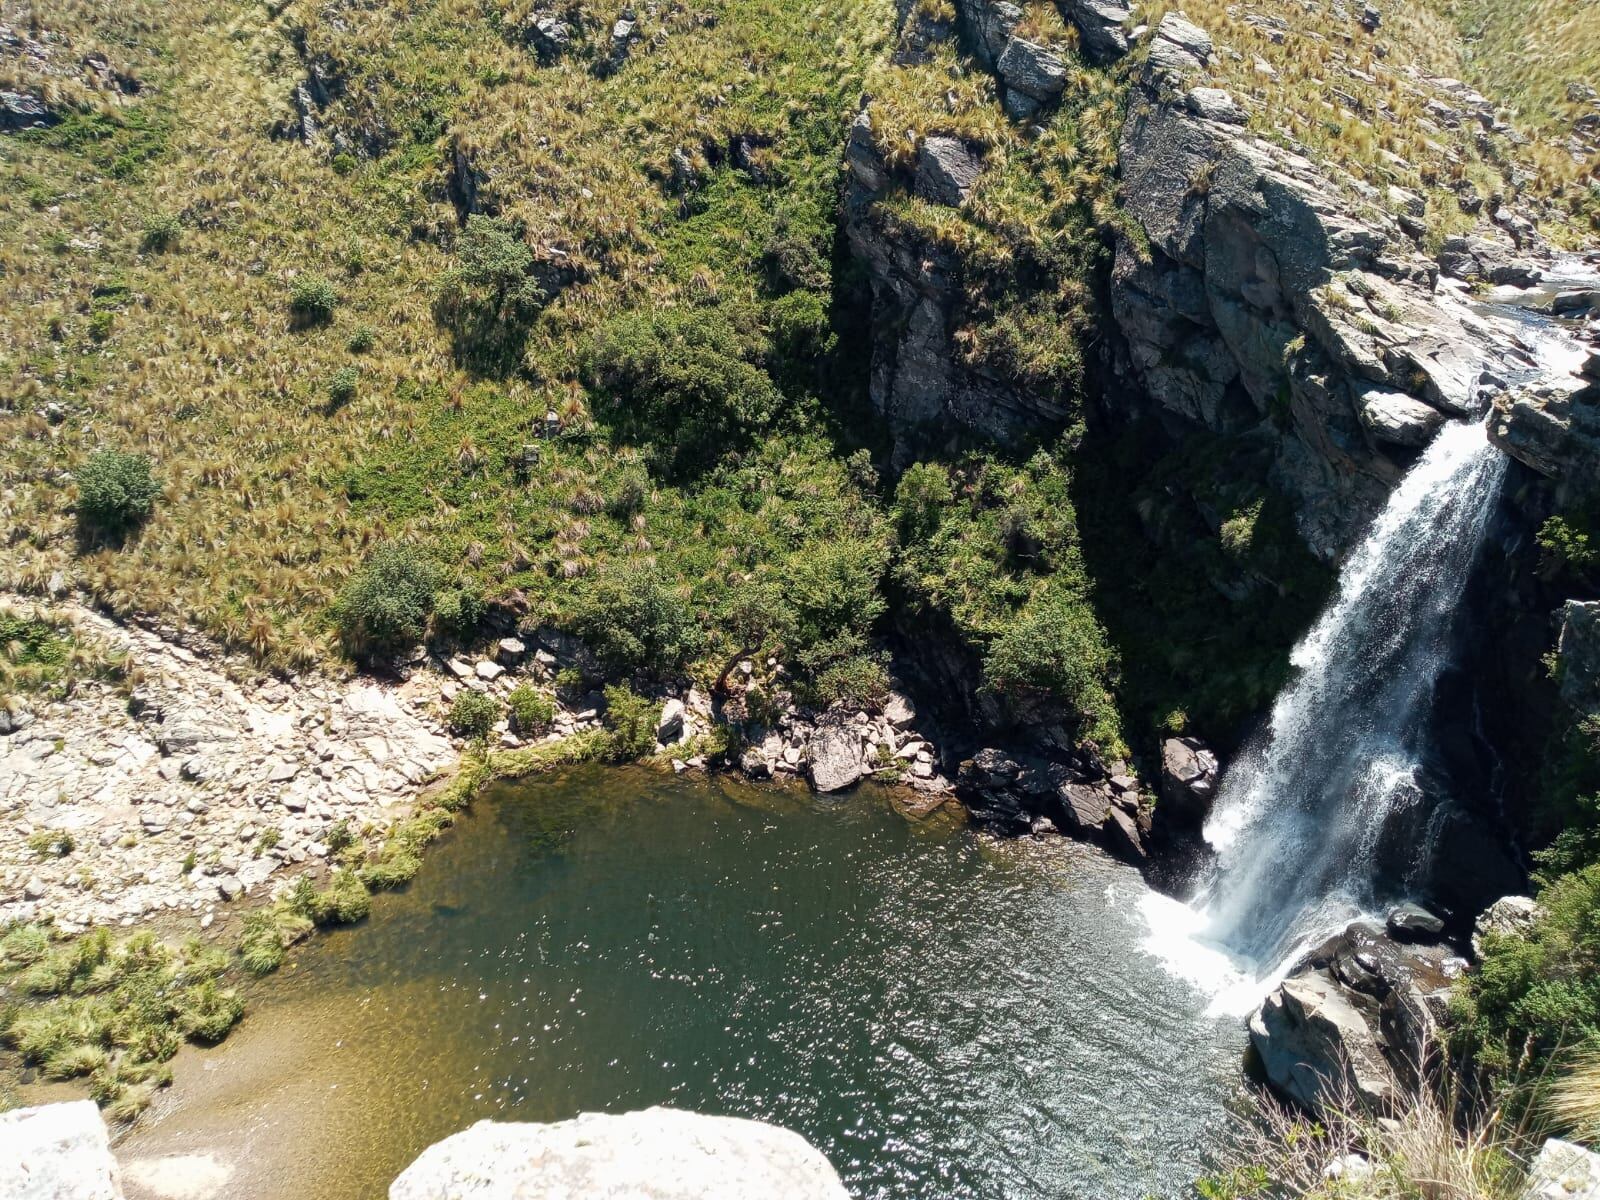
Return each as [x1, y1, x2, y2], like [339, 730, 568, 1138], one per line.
[1185, 87, 1245, 124]
[656, 697, 686, 744]
[389, 1109, 850, 1200]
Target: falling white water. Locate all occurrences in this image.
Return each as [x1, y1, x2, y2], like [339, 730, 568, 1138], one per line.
[1142, 417, 1507, 1014]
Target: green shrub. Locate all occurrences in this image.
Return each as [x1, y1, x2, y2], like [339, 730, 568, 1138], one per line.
[433, 214, 544, 370]
[289, 275, 338, 327]
[87, 309, 114, 343]
[1453, 862, 1600, 1079]
[333, 543, 439, 660]
[582, 307, 782, 476]
[574, 564, 701, 676]
[602, 683, 658, 760]
[431, 585, 485, 640]
[984, 585, 1120, 745]
[326, 366, 359, 409]
[507, 683, 554, 735]
[346, 324, 375, 354]
[448, 689, 501, 739]
[139, 211, 181, 253]
[76, 450, 160, 534]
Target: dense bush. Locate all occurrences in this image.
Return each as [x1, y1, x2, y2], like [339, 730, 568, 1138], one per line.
[76, 449, 160, 534]
[582, 307, 782, 476]
[346, 324, 376, 354]
[333, 543, 439, 660]
[602, 683, 658, 760]
[431, 585, 485, 641]
[507, 683, 554, 735]
[433, 214, 544, 370]
[289, 275, 338, 327]
[573, 564, 701, 676]
[983, 585, 1120, 745]
[1454, 862, 1600, 1078]
[448, 689, 501, 739]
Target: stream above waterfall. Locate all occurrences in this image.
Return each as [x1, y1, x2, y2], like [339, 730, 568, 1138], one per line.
[117, 766, 1246, 1200]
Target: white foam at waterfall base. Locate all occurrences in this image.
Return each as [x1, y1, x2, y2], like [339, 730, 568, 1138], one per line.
[1138, 416, 1508, 1014]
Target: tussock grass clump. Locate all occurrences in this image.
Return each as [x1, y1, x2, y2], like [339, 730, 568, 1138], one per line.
[1199, 1066, 1528, 1200]
[0, 925, 240, 1119]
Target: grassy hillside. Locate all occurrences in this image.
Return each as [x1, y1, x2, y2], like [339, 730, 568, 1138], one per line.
[1446, 0, 1600, 144]
[0, 0, 901, 701]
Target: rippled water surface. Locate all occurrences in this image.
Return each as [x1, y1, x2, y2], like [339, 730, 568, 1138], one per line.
[122, 766, 1245, 1199]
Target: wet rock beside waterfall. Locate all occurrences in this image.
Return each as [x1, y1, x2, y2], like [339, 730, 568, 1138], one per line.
[1385, 902, 1444, 941]
[1249, 968, 1398, 1110]
[1356, 386, 1446, 449]
[390, 1108, 850, 1200]
[1157, 736, 1219, 827]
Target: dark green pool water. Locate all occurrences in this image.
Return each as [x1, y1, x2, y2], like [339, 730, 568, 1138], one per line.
[120, 765, 1245, 1199]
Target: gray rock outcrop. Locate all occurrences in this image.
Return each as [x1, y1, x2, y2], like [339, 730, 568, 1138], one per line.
[807, 720, 867, 793]
[1109, 14, 1541, 558]
[0, 1101, 124, 1200]
[1557, 601, 1600, 713]
[388, 1109, 850, 1200]
[1472, 894, 1541, 956]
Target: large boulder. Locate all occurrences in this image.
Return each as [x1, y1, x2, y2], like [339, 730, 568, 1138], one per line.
[1061, 0, 1130, 64]
[0, 1101, 124, 1200]
[1249, 969, 1397, 1110]
[1522, 1138, 1600, 1200]
[807, 722, 865, 793]
[389, 1109, 850, 1200]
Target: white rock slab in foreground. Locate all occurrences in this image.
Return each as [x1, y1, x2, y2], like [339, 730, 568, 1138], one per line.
[0, 1101, 124, 1200]
[1523, 1138, 1600, 1200]
[389, 1107, 849, 1200]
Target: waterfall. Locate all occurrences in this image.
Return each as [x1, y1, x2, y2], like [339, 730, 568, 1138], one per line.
[1191, 418, 1508, 980]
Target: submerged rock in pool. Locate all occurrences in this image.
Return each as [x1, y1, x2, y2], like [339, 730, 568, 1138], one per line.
[389, 1107, 850, 1199]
